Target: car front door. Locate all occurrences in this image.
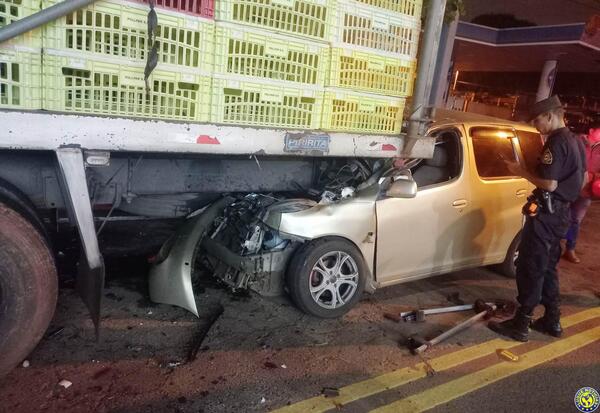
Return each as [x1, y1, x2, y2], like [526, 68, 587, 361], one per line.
[375, 127, 478, 286]
[464, 126, 530, 266]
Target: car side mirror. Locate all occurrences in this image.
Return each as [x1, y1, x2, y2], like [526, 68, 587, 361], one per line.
[386, 178, 417, 198]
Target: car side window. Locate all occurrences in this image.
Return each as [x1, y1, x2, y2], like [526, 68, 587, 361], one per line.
[470, 127, 517, 179]
[411, 129, 462, 188]
[516, 130, 544, 174]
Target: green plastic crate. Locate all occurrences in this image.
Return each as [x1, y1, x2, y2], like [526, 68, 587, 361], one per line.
[354, 0, 422, 19]
[0, 0, 42, 47]
[216, 0, 334, 41]
[43, 52, 210, 121]
[0, 46, 42, 109]
[332, 0, 420, 59]
[215, 23, 329, 85]
[210, 75, 323, 129]
[322, 88, 404, 134]
[329, 47, 415, 96]
[43, 0, 214, 72]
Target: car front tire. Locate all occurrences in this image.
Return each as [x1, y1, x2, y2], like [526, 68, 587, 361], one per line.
[286, 238, 367, 318]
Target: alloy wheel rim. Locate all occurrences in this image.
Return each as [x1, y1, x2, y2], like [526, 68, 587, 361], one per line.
[309, 251, 359, 309]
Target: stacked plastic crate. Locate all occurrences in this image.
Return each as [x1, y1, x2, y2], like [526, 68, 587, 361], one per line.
[211, 0, 332, 129]
[41, 0, 215, 121]
[323, 0, 421, 134]
[0, 0, 42, 110]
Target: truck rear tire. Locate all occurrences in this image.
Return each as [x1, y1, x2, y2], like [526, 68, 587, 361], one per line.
[0, 202, 57, 377]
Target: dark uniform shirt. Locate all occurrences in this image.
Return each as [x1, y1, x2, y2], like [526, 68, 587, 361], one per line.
[536, 127, 586, 202]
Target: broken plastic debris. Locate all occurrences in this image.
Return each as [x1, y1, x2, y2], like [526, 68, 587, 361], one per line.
[497, 349, 519, 362]
[58, 380, 72, 389]
[281, 364, 287, 369]
[168, 361, 182, 368]
[147, 310, 153, 315]
[260, 397, 266, 404]
[22, 360, 30, 368]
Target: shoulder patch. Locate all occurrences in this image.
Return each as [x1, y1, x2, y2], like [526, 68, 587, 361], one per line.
[542, 148, 553, 165]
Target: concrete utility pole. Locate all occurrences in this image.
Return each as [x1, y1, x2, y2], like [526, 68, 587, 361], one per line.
[404, 0, 448, 157]
[430, 14, 459, 107]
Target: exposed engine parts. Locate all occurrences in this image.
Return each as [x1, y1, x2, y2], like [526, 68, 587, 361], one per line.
[200, 194, 301, 296]
[197, 158, 387, 298]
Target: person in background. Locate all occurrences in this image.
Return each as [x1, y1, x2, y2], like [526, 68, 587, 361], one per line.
[563, 126, 600, 263]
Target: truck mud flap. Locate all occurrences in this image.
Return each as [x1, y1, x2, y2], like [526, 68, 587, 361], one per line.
[55, 147, 105, 337]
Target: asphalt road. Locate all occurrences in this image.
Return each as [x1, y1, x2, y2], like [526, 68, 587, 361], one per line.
[0, 204, 599, 413]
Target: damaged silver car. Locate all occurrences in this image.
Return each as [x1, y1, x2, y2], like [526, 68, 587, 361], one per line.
[150, 111, 541, 318]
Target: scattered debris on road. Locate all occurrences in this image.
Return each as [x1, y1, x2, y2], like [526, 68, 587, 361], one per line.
[322, 387, 340, 398]
[186, 304, 225, 363]
[45, 327, 64, 339]
[399, 304, 476, 323]
[497, 349, 520, 362]
[58, 380, 72, 389]
[407, 300, 502, 354]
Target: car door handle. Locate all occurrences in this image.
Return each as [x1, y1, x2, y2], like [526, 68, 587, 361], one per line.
[452, 199, 468, 208]
[516, 189, 528, 198]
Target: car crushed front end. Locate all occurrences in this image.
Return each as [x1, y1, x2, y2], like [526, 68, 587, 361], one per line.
[148, 158, 387, 316]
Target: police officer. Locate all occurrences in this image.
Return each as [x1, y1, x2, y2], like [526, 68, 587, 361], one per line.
[489, 95, 586, 342]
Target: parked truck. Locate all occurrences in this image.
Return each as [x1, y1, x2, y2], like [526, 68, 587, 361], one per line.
[0, 0, 450, 376]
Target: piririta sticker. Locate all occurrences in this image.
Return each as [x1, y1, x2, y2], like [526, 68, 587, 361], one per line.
[284, 133, 330, 153]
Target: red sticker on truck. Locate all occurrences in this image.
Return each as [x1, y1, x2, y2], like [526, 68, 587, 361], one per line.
[196, 135, 220, 145]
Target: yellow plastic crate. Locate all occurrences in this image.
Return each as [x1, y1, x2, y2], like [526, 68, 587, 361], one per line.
[332, 1, 420, 59]
[216, 0, 333, 41]
[0, 46, 42, 109]
[43, 0, 214, 72]
[354, 0, 422, 19]
[210, 76, 323, 129]
[43, 52, 210, 121]
[0, 0, 42, 47]
[215, 23, 329, 85]
[329, 47, 415, 96]
[322, 88, 404, 134]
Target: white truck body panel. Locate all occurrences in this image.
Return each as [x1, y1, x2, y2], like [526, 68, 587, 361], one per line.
[0, 111, 421, 158]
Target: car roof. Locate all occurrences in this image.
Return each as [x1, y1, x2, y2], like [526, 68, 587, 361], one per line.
[432, 109, 538, 133]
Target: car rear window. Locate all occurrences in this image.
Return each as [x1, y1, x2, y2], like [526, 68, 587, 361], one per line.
[516, 130, 544, 174]
[470, 127, 517, 179]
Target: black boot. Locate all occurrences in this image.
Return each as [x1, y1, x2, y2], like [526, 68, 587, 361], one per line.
[531, 307, 562, 338]
[488, 309, 532, 342]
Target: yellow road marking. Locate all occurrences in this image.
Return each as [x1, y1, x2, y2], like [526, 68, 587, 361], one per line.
[272, 307, 600, 413]
[370, 325, 600, 413]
